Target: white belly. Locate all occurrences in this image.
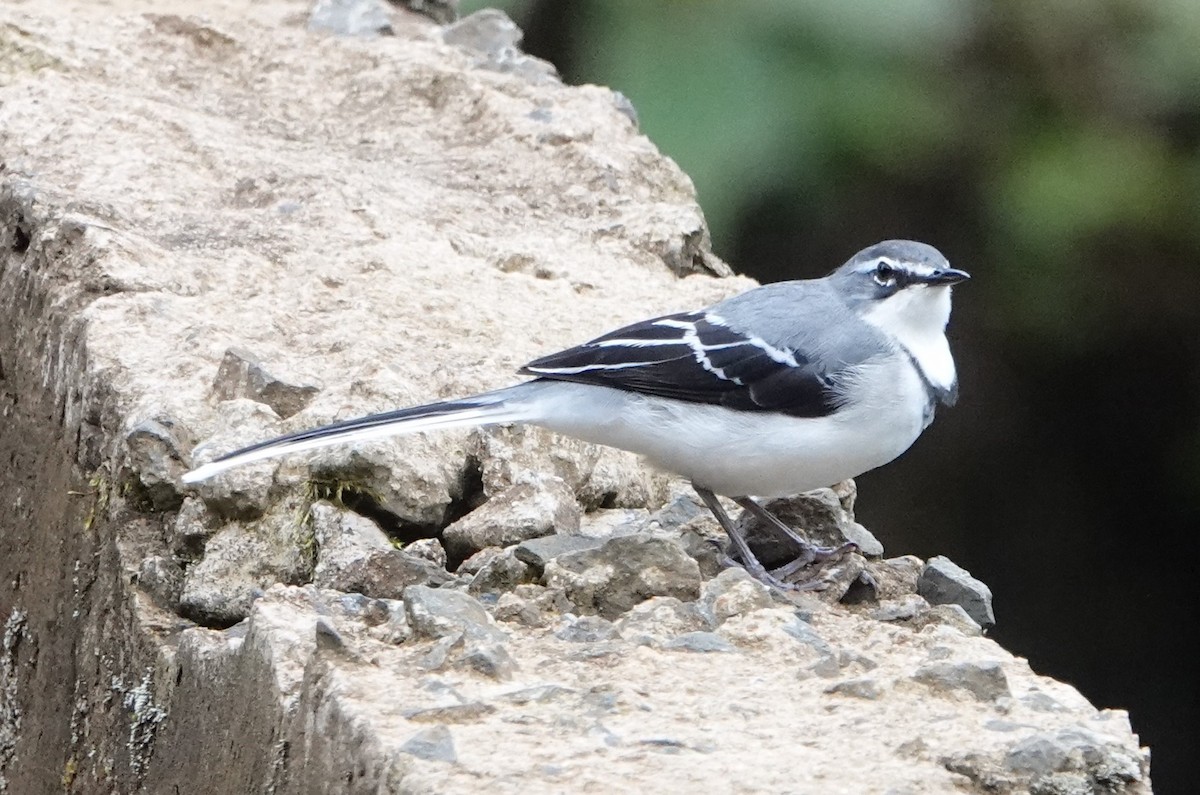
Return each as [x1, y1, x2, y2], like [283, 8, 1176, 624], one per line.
[523, 360, 931, 497]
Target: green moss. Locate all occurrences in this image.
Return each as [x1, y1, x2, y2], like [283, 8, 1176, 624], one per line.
[80, 472, 110, 534]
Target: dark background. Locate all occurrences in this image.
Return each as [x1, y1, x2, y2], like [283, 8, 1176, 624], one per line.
[463, 1, 1200, 791]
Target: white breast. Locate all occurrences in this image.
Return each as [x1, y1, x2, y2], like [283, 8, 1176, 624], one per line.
[859, 285, 957, 393]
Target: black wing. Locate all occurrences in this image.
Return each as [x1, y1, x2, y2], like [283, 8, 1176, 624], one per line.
[520, 311, 845, 418]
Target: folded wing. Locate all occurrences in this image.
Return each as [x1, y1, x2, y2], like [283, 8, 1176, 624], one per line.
[521, 311, 847, 418]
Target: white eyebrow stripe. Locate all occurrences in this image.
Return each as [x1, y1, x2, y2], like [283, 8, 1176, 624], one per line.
[907, 262, 938, 277]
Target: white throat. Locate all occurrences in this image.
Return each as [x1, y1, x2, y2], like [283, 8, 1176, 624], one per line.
[860, 285, 957, 392]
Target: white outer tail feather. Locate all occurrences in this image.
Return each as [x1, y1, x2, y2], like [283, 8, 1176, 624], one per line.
[181, 385, 538, 484]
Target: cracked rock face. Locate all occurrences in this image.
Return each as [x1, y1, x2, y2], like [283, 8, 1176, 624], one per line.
[442, 474, 581, 563]
[0, 1, 1149, 793]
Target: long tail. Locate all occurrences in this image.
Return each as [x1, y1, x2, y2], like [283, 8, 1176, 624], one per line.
[182, 384, 539, 483]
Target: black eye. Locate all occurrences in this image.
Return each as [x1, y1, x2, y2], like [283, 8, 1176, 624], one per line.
[872, 262, 898, 287]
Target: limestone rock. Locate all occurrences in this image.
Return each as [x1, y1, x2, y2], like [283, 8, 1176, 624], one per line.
[553, 614, 619, 644]
[466, 547, 534, 596]
[399, 725, 457, 763]
[718, 607, 833, 661]
[303, 438, 467, 529]
[663, 631, 735, 653]
[310, 499, 392, 562]
[913, 659, 1011, 702]
[614, 596, 711, 646]
[916, 603, 986, 636]
[456, 546, 503, 576]
[403, 585, 502, 644]
[186, 399, 284, 520]
[179, 496, 314, 627]
[512, 534, 604, 574]
[574, 445, 673, 510]
[575, 507, 651, 540]
[542, 535, 703, 619]
[442, 474, 581, 562]
[123, 415, 191, 511]
[171, 496, 219, 561]
[404, 585, 514, 679]
[310, 0, 394, 37]
[492, 584, 574, 628]
[1004, 727, 1144, 788]
[211, 347, 321, 420]
[136, 555, 185, 608]
[311, 500, 453, 598]
[441, 9, 557, 83]
[918, 555, 996, 630]
[866, 554, 925, 600]
[404, 537, 448, 570]
[870, 594, 929, 623]
[697, 567, 775, 624]
[469, 426, 599, 501]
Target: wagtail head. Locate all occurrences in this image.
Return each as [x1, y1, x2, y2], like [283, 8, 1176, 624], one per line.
[828, 239, 968, 403]
[831, 238, 968, 336]
[833, 239, 969, 297]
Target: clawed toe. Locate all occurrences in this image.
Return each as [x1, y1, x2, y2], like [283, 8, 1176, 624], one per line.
[696, 485, 861, 593]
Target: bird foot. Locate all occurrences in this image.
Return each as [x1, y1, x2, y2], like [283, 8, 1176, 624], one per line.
[717, 552, 810, 591]
[768, 541, 858, 588]
[696, 485, 857, 593]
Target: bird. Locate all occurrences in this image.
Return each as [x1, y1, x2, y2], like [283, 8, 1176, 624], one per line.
[183, 239, 968, 589]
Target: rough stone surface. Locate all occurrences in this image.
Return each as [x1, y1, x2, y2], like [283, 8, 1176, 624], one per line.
[543, 535, 703, 620]
[613, 596, 711, 645]
[123, 416, 191, 511]
[469, 425, 670, 511]
[919, 555, 997, 630]
[866, 554, 926, 600]
[403, 537, 446, 567]
[442, 474, 581, 563]
[136, 555, 185, 608]
[914, 659, 1012, 703]
[404, 585, 514, 680]
[310, 0, 394, 38]
[512, 533, 605, 573]
[466, 547, 534, 596]
[187, 399, 285, 520]
[399, 724, 457, 763]
[0, 1, 1150, 793]
[179, 494, 313, 626]
[403, 585, 501, 643]
[210, 347, 321, 420]
[492, 584, 574, 628]
[311, 500, 453, 598]
[697, 567, 775, 624]
[441, 8, 557, 84]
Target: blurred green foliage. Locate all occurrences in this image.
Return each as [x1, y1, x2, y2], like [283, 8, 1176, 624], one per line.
[462, 0, 1200, 342]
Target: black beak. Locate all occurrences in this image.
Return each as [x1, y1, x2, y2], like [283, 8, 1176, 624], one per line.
[923, 268, 970, 286]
